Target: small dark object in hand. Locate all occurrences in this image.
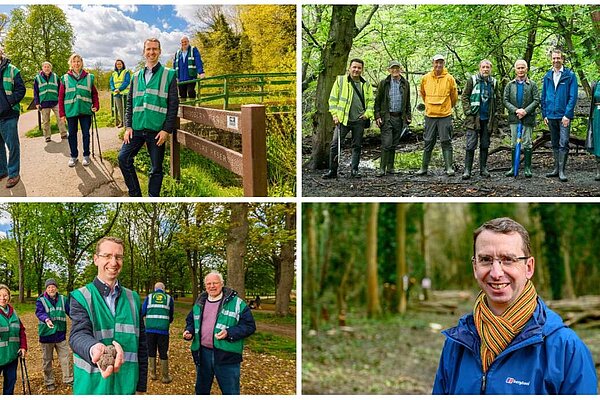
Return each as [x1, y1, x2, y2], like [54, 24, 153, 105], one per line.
[97, 345, 117, 370]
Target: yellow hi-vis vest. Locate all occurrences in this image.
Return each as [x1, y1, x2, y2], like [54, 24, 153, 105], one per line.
[328, 74, 374, 126]
[111, 69, 130, 95]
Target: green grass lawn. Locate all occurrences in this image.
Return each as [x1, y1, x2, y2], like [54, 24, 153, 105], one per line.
[246, 331, 295, 360]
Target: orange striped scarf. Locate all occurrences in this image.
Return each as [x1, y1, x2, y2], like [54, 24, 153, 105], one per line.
[473, 280, 537, 373]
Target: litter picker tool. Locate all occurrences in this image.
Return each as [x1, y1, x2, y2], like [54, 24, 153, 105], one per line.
[92, 112, 103, 162]
[514, 122, 523, 177]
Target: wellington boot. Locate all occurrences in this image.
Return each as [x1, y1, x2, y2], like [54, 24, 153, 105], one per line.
[160, 359, 173, 384]
[546, 150, 559, 177]
[524, 149, 532, 178]
[442, 146, 455, 176]
[416, 150, 432, 175]
[479, 149, 490, 177]
[558, 151, 568, 182]
[387, 150, 398, 174]
[462, 150, 474, 180]
[322, 151, 338, 179]
[505, 148, 516, 177]
[149, 357, 157, 380]
[376, 151, 388, 177]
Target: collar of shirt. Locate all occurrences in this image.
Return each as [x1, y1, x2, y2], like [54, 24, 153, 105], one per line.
[95, 276, 121, 298]
[144, 62, 162, 75]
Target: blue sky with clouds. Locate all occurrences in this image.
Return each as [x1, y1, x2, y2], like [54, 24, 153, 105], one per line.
[0, 4, 218, 70]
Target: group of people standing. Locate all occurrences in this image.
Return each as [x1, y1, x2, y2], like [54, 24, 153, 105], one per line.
[0, 35, 205, 196]
[323, 49, 598, 181]
[0, 236, 255, 395]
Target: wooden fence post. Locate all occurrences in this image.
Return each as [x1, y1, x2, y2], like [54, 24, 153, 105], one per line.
[241, 105, 267, 196]
[170, 112, 181, 180]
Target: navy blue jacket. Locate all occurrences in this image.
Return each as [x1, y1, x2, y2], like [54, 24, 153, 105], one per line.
[141, 288, 174, 335]
[541, 67, 578, 120]
[184, 287, 256, 365]
[0, 57, 26, 121]
[433, 298, 597, 394]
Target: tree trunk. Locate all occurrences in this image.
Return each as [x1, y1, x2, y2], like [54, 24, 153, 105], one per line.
[591, 7, 600, 71]
[366, 203, 381, 318]
[308, 6, 359, 169]
[523, 6, 541, 67]
[276, 204, 296, 317]
[305, 205, 319, 331]
[396, 204, 408, 315]
[226, 204, 249, 300]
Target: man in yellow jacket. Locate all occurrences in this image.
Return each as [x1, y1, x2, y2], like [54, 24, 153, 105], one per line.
[323, 58, 374, 179]
[417, 54, 458, 176]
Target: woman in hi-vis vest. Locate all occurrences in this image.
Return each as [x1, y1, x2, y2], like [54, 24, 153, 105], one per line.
[0, 284, 27, 395]
[58, 54, 99, 168]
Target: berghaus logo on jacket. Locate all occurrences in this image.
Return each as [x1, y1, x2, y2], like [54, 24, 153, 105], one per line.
[505, 377, 531, 386]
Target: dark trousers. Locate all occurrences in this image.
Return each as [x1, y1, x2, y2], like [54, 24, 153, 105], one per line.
[465, 119, 490, 151]
[195, 346, 240, 395]
[118, 129, 166, 197]
[0, 357, 18, 395]
[329, 120, 365, 170]
[381, 115, 404, 152]
[178, 82, 196, 99]
[67, 115, 92, 158]
[547, 119, 570, 152]
[147, 333, 170, 359]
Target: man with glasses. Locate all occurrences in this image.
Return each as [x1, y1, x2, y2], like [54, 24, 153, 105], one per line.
[69, 237, 148, 394]
[183, 271, 256, 394]
[433, 217, 597, 394]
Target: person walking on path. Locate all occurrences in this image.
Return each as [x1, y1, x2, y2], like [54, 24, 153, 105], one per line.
[541, 49, 578, 182]
[34, 61, 67, 142]
[118, 38, 178, 197]
[0, 283, 28, 395]
[417, 54, 458, 176]
[586, 80, 600, 181]
[35, 278, 73, 392]
[183, 271, 256, 395]
[69, 237, 148, 394]
[174, 35, 205, 101]
[59, 53, 99, 168]
[0, 46, 26, 189]
[142, 282, 174, 384]
[109, 59, 131, 128]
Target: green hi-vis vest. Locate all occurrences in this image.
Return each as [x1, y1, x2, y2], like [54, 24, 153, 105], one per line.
[145, 291, 171, 331]
[2, 64, 21, 112]
[190, 295, 247, 355]
[174, 46, 198, 77]
[37, 294, 67, 337]
[131, 65, 175, 132]
[111, 69, 130, 95]
[35, 72, 59, 103]
[71, 283, 141, 395]
[62, 72, 94, 118]
[0, 309, 21, 366]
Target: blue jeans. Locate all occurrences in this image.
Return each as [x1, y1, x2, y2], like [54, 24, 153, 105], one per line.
[195, 346, 240, 395]
[547, 118, 570, 153]
[118, 129, 166, 197]
[67, 114, 92, 158]
[0, 357, 18, 395]
[0, 116, 20, 178]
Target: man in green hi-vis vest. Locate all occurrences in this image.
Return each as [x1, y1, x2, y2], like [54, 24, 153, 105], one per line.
[69, 237, 148, 395]
[183, 271, 256, 394]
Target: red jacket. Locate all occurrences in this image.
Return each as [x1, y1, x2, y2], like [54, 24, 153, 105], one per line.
[58, 69, 100, 118]
[0, 304, 27, 351]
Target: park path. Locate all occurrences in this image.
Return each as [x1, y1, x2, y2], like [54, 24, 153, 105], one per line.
[0, 110, 128, 197]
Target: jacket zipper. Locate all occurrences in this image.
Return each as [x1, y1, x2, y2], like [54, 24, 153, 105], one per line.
[481, 373, 487, 394]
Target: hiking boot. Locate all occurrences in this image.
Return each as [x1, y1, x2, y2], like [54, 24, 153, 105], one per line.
[321, 169, 337, 179]
[505, 147, 515, 177]
[462, 150, 474, 180]
[524, 149, 532, 178]
[546, 150, 559, 177]
[83, 156, 91, 166]
[350, 169, 362, 178]
[45, 137, 51, 143]
[68, 158, 77, 167]
[416, 150, 432, 175]
[61, 133, 68, 139]
[479, 149, 490, 177]
[47, 384, 56, 392]
[5, 176, 20, 188]
[558, 151, 568, 182]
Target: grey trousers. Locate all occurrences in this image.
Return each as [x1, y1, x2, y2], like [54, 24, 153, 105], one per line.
[41, 340, 73, 386]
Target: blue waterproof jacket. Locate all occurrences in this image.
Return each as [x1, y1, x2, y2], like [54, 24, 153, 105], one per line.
[541, 67, 578, 120]
[432, 298, 597, 394]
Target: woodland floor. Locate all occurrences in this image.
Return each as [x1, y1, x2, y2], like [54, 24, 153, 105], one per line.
[302, 128, 600, 197]
[3, 302, 295, 395]
[302, 298, 600, 394]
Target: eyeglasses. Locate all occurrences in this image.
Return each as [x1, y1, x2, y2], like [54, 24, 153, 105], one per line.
[96, 253, 125, 262]
[472, 255, 529, 268]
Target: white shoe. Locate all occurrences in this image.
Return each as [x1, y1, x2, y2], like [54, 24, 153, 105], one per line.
[82, 156, 91, 166]
[68, 158, 77, 167]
